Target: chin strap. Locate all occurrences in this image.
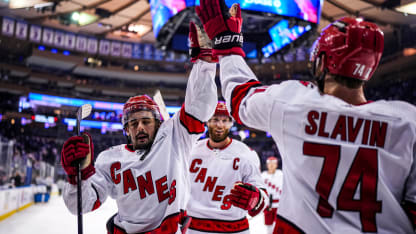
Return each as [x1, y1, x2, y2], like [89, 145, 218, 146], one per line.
[139, 150, 149, 161]
[316, 69, 327, 93]
[310, 55, 327, 93]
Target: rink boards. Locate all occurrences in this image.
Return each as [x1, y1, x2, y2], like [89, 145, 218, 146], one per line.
[0, 185, 47, 221]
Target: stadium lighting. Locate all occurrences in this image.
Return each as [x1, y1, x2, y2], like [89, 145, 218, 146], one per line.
[33, 2, 54, 9]
[396, 2, 416, 15]
[71, 12, 98, 26]
[403, 48, 416, 56]
[78, 13, 88, 25]
[71, 12, 80, 21]
[9, 1, 46, 9]
[126, 24, 151, 36]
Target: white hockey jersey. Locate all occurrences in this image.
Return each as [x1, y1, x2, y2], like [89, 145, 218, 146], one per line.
[186, 138, 268, 234]
[63, 60, 218, 234]
[219, 55, 416, 233]
[261, 170, 283, 209]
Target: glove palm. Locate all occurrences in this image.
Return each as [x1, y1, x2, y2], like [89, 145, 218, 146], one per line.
[189, 21, 218, 63]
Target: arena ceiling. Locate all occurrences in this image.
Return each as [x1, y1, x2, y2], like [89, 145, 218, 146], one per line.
[0, 0, 415, 45]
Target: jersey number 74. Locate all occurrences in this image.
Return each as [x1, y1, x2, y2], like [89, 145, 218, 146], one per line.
[303, 141, 382, 232]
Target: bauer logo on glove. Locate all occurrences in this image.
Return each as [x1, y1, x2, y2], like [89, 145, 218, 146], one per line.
[213, 33, 243, 47]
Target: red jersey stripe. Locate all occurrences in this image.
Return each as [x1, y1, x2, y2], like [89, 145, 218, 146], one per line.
[179, 105, 205, 134]
[230, 80, 262, 124]
[189, 216, 249, 232]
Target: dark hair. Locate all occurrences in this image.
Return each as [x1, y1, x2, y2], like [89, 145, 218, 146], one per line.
[333, 75, 365, 89]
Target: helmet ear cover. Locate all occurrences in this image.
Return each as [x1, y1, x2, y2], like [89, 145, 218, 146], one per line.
[310, 53, 327, 92]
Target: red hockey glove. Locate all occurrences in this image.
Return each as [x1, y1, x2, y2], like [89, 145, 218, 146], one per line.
[189, 21, 218, 63]
[230, 182, 261, 211]
[196, 0, 245, 57]
[264, 208, 277, 225]
[61, 133, 95, 185]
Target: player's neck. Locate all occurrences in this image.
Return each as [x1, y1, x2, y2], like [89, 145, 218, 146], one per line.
[208, 137, 231, 149]
[324, 80, 367, 105]
[268, 169, 276, 174]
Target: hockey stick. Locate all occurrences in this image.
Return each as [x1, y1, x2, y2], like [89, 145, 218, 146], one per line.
[75, 104, 92, 234]
[153, 89, 171, 120]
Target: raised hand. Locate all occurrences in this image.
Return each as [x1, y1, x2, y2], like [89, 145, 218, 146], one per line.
[189, 21, 218, 63]
[196, 0, 245, 57]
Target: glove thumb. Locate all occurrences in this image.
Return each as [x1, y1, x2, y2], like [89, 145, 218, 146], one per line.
[230, 3, 241, 19]
[189, 21, 198, 47]
[80, 132, 93, 170]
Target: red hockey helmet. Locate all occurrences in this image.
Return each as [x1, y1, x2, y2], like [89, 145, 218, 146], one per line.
[266, 156, 278, 164]
[214, 101, 231, 117]
[122, 95, 162, 126]
[310, 17, 384, 81]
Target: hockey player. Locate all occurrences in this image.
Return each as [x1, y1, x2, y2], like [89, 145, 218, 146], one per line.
[60, 22, 218, 234]
[261, 156, 283, 234]
[196, 1, 416, 233]
[186, 102, 268, 234]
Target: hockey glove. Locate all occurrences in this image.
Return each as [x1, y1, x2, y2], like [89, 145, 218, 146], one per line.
[61, 133, 95, 185]
[264, 208, 277, 225]
[196, 0, 245, 57]
[230, 182, 261, 211]
[189, 21, 218, 63]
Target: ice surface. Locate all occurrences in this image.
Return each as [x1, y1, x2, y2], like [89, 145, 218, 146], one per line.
[1, 195, 268, 234]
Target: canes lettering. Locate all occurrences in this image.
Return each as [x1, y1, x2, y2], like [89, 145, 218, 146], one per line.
[110, 163, 176, 203]
[189, 158, 231, 209]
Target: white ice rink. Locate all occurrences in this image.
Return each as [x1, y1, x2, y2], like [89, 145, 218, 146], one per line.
[1, 195, 268, 234]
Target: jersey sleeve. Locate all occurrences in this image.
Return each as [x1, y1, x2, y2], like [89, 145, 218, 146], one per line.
[241, 149, 269, 216]
[174, 60, 218, 156]
[219, 55, 273, 132]
[62, 155, 112, 215]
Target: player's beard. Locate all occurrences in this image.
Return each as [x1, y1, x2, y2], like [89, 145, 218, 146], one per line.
[133, 126, 159, 150]
[134, 134, 153, 150]
[208, 127, 230, 143]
